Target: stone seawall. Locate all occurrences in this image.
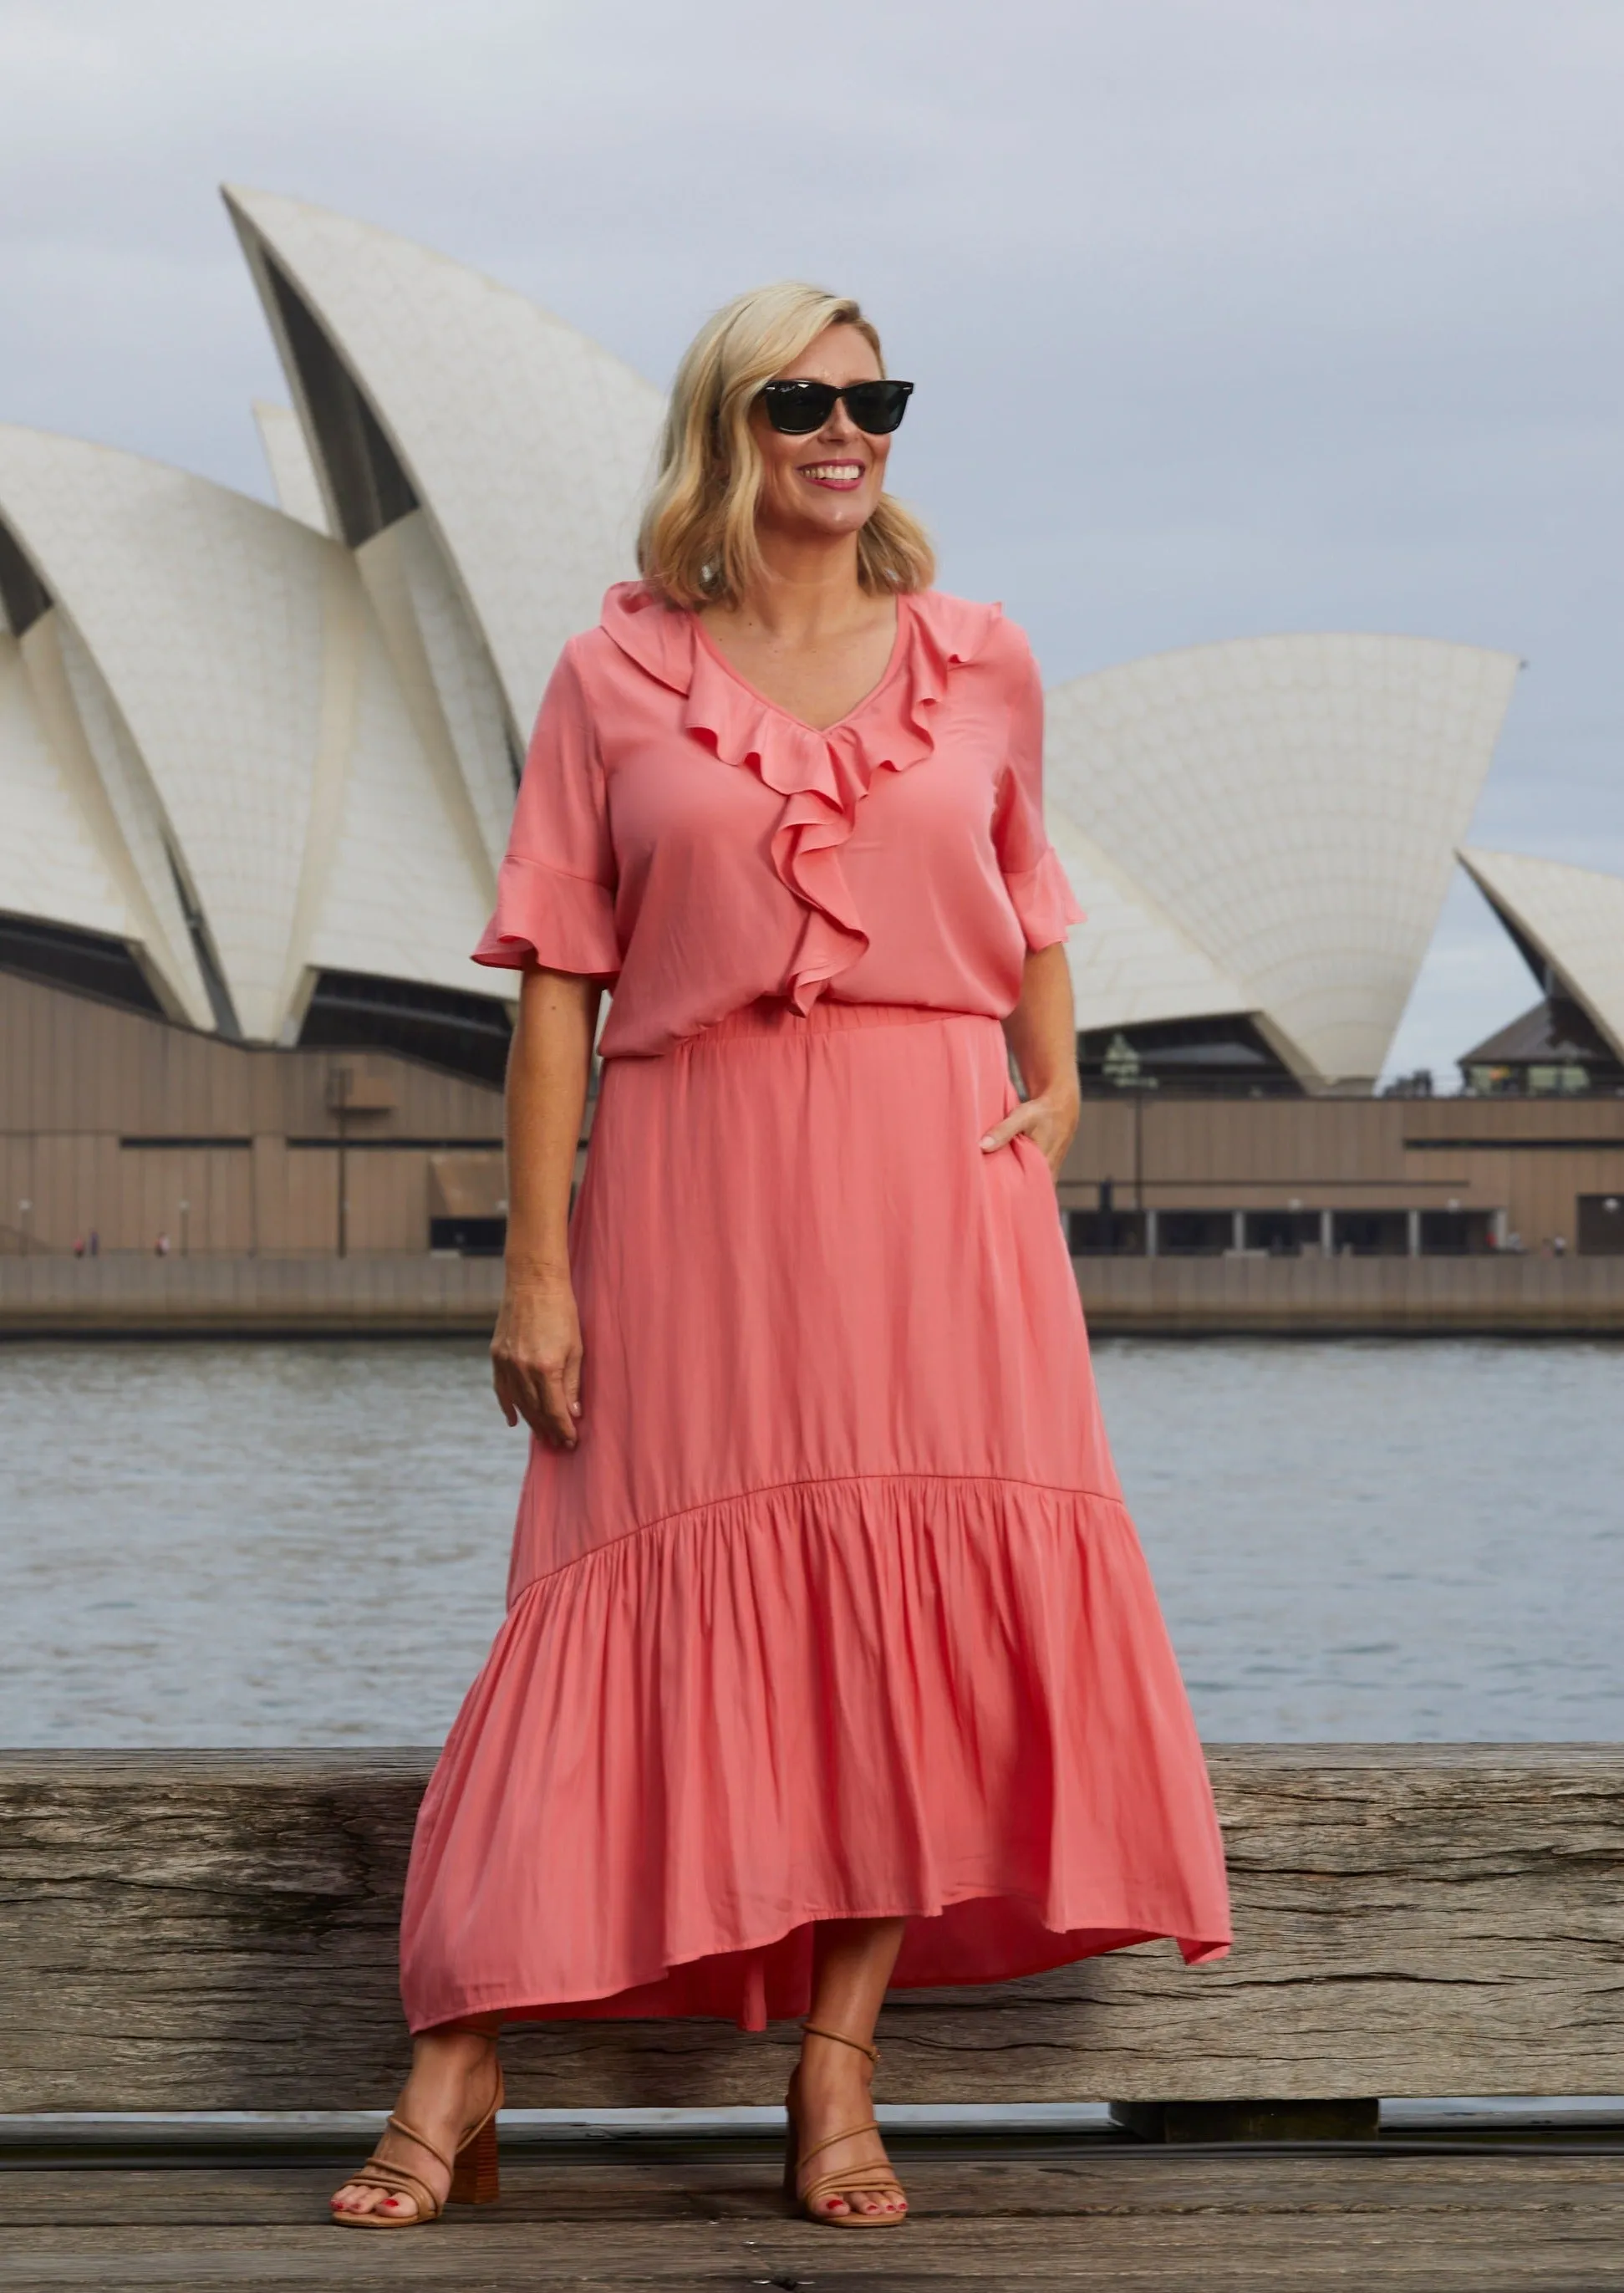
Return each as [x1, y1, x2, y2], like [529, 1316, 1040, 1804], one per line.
[0, 1253, 505, 1336]
[3, 1250, 1623, 1337]
[1075, 1251, 1624, 1334]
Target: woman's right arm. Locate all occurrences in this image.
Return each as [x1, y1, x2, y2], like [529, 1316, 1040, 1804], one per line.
[491, 964, 602, 1448]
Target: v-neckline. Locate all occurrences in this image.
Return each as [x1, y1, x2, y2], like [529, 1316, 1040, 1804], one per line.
[692, 598, 909, 739]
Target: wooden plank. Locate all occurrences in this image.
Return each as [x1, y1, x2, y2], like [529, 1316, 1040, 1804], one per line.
[2, 2153, 1623, 2290]
[3, 1747, 1622, 2112]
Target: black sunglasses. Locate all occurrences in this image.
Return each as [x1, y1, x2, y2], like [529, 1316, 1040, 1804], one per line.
[757, 378, 914, 436]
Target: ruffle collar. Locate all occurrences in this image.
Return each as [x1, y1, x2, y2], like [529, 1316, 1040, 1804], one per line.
[599, 582, 1002, 1010]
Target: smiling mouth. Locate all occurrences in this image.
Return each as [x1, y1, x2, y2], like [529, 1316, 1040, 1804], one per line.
[798, 461, 865, 490]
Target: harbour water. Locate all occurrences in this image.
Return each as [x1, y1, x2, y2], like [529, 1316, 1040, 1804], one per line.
[2, 1337, 1620, 1747]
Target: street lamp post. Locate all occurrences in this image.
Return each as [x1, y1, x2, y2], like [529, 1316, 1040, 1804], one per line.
[1102, 1033, 1158, 1220]
[331, 1065, 351, 1260]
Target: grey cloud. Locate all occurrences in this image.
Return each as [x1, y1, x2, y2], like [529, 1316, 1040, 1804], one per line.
[3, 0, 1621, 1076]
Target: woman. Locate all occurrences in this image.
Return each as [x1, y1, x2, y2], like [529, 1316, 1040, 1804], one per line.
[332, 283, 1230, 2233]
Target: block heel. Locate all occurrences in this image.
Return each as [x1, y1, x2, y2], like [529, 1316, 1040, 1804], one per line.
[449, 2108, 501, 2206]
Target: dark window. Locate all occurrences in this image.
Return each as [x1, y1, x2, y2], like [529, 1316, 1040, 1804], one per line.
[1332, 1211, 1408, 1256]
[0, 915, 164, 1015]
[1158, 1210, 1232, 1256]
[1418, 1210, 1495, 1256]
[430, 1215, 507, 1256]
[300, 970, 513, 1086]
[1577, 1195, 1624, 1256]
[1244, 1210, 1321, 1256]
[1458, 997, 1624, 1096]
[1067, 1209, 1148, 1256]
[1077, 1015, 1303, 1098]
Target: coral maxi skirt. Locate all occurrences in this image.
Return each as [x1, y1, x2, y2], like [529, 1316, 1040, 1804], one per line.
[400, 1001, 1230, 2032]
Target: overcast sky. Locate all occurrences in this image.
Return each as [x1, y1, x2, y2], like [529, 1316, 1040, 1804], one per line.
[4, 0, 1621, 1080]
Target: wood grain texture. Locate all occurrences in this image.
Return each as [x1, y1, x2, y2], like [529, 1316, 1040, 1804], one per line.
[3, 2152, 1623, 2290]
[3, 1746, 1622, 2111]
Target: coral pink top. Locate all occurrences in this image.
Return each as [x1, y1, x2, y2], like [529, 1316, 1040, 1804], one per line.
[473, 582, 1081, 1056]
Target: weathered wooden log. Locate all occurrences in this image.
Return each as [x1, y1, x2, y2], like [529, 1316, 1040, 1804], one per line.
[2, 1745, 1621, 2112]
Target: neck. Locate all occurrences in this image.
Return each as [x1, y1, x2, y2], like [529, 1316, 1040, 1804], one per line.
[727, 527, 868, 641]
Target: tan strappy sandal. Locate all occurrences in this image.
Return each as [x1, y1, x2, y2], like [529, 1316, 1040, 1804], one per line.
[783, 2021, 908, 2228]
[331, 2049, 503, 2229]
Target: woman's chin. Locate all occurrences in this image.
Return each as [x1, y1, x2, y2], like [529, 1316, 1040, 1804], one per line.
[769, 499, 875, 544]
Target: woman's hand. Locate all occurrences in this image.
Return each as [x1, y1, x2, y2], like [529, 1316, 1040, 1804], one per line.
[993, 944, 1080, 1179]
[491, 1272, 584, 1448]
[980, 1082, 1080, 1180]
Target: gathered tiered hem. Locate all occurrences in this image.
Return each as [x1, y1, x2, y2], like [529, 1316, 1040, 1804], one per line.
[398, 998, 1230, 2031]
[400, 1467, 1229, 2032]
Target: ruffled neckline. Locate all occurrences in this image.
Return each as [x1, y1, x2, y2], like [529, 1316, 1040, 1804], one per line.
[599, 582, 1003, 1011]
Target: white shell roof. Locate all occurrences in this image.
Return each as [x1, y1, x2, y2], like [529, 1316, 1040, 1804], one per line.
[1045, 806, 1251, 1032]
[294, 563, 502, 1010]
[1459, 848, 1624, 1064]
[0, 629, 151, 959]
[0, 424, 333, 1040]
[0, 423, 507, 1043]
[224, 186, 664, 738]
[0, 190, 1532, 1091]
[252, 400, 328, 532]
[1046, 633, 1520, 1086]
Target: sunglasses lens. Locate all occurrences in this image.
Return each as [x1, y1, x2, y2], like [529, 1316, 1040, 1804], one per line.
[761, 380, 837, 434]
[843, 381, 913, 435]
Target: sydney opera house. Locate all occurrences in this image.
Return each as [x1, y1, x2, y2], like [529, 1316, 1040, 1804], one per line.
[3, 190, 1622, 1261]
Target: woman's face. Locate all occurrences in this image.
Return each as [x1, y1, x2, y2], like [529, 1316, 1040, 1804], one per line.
[750, 323, 891, 546]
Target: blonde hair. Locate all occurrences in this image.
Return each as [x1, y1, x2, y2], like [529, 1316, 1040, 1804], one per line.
[638, 282, 934, 610]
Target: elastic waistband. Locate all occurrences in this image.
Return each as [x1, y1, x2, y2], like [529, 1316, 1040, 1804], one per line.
[664, 997, 984, 1055]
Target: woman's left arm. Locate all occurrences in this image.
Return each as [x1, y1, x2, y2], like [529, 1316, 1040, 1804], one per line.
[982, 942, 1081, 1178]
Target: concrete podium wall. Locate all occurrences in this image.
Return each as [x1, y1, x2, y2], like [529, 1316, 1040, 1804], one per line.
[6, 1251, 1624, 1337]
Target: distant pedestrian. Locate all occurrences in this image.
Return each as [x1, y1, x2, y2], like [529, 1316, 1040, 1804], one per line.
[155, 1232, 171, 1256]
[88, 1230, 99, 1256]
[73, 1235, 85, 1258]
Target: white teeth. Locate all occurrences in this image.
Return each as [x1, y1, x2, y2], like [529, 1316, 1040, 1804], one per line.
[802, 463, 861, 481]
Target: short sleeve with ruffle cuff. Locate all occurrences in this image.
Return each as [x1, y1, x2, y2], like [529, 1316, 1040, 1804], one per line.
[990, 625, 1084, 950]
[1003, 844, 1085, 952]
[471, 639, 621, 981]
[474, 854, 621, 978]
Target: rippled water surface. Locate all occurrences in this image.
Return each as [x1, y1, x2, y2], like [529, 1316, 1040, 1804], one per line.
[2, 1338, 1620, 1745]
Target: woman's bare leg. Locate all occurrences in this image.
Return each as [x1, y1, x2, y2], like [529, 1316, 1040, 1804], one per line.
[791, 1916, 909, 2220]
[329, 2026, 498, 2223]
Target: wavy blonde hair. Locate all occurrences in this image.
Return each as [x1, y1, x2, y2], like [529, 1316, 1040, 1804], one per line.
[638, 282, 934, 610]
